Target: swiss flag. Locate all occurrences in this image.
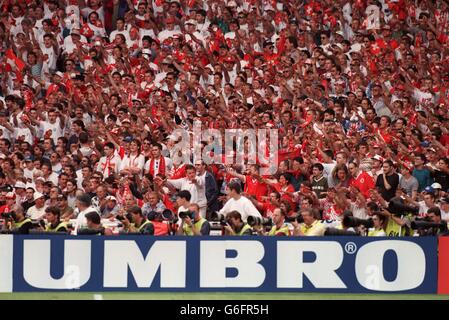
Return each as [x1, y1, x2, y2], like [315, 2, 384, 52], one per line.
[80, 23, 93, 38]
[5, 49, 26, 72]
[370, 39, 387, 55]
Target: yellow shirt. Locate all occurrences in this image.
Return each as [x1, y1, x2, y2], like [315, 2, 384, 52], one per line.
[300, 220, 326, 236]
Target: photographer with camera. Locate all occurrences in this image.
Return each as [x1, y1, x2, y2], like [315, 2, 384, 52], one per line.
[292, 208, 326, 236]
[367, 213, 387, 236]
[120, 205, 154, 235]
[223, 210, 253, 236]
[44, 206, 68, 233]
[176, 203, 210, 236]
[410, 207, 449, 236]
[254, 208, 290, 236]
[78, 211, 113, 235]
[1, 205, 33, 234]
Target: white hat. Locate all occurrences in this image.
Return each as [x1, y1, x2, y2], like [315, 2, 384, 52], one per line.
[33, 191, 45, 201]
[54, 71, 64, 78]
[431, 183, 442, 190]
[14, 181, 27, 189]
[372, 155, 385, 162]
[105, 195, 117, 202]
[185, 19, 197, 26]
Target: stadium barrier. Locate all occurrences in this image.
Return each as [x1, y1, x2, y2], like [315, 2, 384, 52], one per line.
[0, 235, 443, 293]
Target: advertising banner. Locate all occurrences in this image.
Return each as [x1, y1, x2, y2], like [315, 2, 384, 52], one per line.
[0, 235, 438, 293]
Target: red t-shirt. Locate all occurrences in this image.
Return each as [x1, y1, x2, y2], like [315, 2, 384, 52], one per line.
[244, 175, 268, 201]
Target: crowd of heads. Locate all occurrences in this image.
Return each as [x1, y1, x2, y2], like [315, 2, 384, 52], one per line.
[1, 0, 449, 236]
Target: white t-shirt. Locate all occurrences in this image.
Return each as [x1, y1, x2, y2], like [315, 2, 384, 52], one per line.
[39, 119, 63, 143]
[27, 205, 47, 220]
[218, 196, 262, 222]
[167, 176, 207, 208]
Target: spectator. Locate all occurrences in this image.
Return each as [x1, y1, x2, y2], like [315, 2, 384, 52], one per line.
[218, 181, 262, 223]
[27, 191, 47, 220]
[375, 160, 400, 202]
[311, 163, 328, 199]
[412, 154, 433, 192]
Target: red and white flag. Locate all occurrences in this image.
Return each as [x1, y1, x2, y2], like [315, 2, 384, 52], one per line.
[5, 49, 26, 72]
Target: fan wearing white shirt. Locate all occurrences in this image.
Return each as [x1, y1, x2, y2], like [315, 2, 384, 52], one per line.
[120, 139, 145, 177]
[218, 181, 262, 223]
[165, 165, 207, 218]
[96, 142, 121, 179]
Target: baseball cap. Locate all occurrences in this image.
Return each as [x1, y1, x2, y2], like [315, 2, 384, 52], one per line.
[431, 183, 442, 190]
[24, 156, 34, 162]
[121, 118, 131, 124]
[424, 186, 435, 193]
[71, 28, 81, 36]
[33, 191, 45, 201]
[54, 71, 64, 78]
[123, 135, 134, 142]
[440, 197, 449, 204]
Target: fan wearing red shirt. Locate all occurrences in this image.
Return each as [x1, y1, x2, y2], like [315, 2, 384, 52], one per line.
[226, 164, 268, 201]
[249, 191, 281, 218]
[348, 162, 375, 198]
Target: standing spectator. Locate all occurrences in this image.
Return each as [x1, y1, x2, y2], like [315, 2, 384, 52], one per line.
[412, 154, 433, 192]
[311, 163, 328, 199]
[218, 181, 262, 223]
[376, 160, 400, 202]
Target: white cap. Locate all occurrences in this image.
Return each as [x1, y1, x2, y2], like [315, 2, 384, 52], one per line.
[106, 195, 117, 202]
[33, 191, 45, 201]
[185, 19, 197, 26]
[54, 71, 64, 78]
[14, 181, 27, 189]
[431, 182, 442, 189]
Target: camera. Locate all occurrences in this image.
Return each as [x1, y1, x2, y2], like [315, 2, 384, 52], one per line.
[342, 215, 374, 229]
[388, 197, 420, 216]
[210, 211, 226, 222]
[410, 219, 448, 236]
[2, 211, 16, 221]
[147, 209, 178, 223]
[116, 213, 133, 222]
[247, 216, 272, 227]
[285, 214, 304, 224]
[179, 210, 195, 220]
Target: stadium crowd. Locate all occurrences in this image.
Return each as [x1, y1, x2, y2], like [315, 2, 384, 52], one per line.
[1, 0, 449, 237]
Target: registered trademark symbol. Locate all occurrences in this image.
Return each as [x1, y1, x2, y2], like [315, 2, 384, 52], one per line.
[345, 242, 357, 254]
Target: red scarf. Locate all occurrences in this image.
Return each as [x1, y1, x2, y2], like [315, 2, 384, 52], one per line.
[103, 154, 115, 177]
[149, 155, 166, 177]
